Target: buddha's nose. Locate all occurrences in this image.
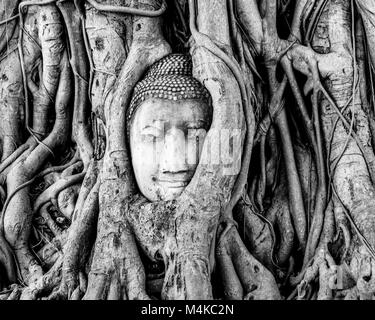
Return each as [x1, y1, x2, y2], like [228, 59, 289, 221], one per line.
[160, 127, 188, 174]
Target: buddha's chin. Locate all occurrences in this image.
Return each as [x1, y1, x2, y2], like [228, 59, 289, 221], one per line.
[139, 181, 189, 202]
[160, 185, 185, 201]
[153, 181, 189, 201]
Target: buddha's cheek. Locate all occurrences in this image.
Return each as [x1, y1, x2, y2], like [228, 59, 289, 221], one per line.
[131, 142, 161, 202]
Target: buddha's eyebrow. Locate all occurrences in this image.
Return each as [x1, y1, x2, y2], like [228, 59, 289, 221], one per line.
[142, 119, 164, 125]
[141, 121, 165, 130]
[151, 119, 165, 125]
[141, 124, 162, 130]
[186, 120, 208, 128]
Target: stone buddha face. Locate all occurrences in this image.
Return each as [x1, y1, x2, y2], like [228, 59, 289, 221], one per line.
[128, 54, 212, 202]
[129, 97, 212, 202]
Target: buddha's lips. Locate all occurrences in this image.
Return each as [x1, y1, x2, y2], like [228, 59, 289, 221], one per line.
[157, 179, 189, 188]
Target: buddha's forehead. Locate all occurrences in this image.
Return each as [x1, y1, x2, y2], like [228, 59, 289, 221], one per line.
[133, 98, 211, 125]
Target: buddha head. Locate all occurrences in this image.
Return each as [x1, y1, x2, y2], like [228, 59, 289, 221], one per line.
[127, 54, 212, 202]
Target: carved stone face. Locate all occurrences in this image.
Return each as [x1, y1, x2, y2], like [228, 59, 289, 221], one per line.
[129, 98, 212, 202]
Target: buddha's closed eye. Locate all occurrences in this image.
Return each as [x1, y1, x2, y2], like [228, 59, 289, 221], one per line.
[141, 126, 163, 138]
[186, 120, 208, 129]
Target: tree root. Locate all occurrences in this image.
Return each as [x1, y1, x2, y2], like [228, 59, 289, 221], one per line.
[3, 48, 72, 285]
[36, 231, 67, 269]
[55, 160, 84, 219]
[57, 0, 93, 169]
[52, 176, 100, 300]
[0, 142, 34, 182]
[0, 235, 17, 285]
[7, 284, 21, 300]
[349, 245, 375, 300]
[216, 223, 281, 300]
[19, 256, 63, 300]
[0, 37, 24, 162]
[39, 203, 63, 237]
[83, 0, 170, 300]
[33, 172, 85, 215]
[71, 159, 100, 222]
[234, 200, 275, 273]
[265, 175, 295, 267]
[83, 185, 150, 300]
[294, 246, 355, 300]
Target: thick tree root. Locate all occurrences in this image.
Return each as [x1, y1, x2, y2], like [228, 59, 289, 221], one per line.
[36, 231, 67, 269]
[293, 244, 358, 300]
[0, 235, 17, 286]
[216, 224, 281, 300]
[57, 0, 93, 169]
[349, 245, 375, 300]
[3, 50, 72, 285]
[55, 159, 84, 219]
[264, 179, 295, 267]
[33, 172, 85, 215]
[234, 200, 275, 273]
[0, 39, 23, 162]
[52, 173, 100, 300]
[20, 257, 63, 300]
[83, 183, 150, 300]
[83, 0, 171, 300]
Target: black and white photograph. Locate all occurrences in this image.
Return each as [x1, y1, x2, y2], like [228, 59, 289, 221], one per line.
[0, 0, 374, 315]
